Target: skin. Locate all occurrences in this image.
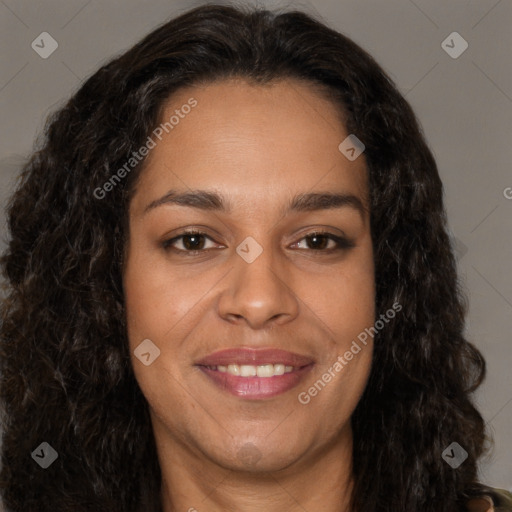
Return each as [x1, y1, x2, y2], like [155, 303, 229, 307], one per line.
[123, 77, 375, 512]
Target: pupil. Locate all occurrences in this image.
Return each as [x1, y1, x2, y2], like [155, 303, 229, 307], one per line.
[308, 234, 327, 250]
[184, 234, 203, 250]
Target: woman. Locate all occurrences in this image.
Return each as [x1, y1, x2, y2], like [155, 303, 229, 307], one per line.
[0, 3, 510, 511]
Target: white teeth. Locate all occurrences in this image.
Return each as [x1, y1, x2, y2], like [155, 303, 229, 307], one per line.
[240, 365, 257, 377]
[273, 364, 285, 375]
[213, 363, 296, 377]
[227, 364, 240, 375]
[256, 364, 274, 377]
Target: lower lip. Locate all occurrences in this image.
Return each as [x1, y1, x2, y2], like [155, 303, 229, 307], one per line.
[197, 364, 314, 399]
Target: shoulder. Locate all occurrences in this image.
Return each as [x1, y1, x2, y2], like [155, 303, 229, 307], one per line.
[465, 486, 512, 512]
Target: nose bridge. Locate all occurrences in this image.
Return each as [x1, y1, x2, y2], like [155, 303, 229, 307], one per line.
[217, 234, 299, 327]
[236, 235, 277, 287]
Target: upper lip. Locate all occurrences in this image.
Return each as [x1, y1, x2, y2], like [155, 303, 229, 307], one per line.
[195, 348, 315, 367]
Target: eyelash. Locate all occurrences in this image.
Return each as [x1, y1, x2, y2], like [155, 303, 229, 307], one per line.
[162, 229, 355, 255]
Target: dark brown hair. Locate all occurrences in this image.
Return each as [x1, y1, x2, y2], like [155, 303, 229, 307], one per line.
[0, 3, 490, 511]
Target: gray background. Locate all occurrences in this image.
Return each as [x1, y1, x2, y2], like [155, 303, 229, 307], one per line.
[0, 0, 510, 501]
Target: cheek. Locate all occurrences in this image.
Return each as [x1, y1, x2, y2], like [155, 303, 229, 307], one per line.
[298, 248, 375, 344]
[123, 247, 207, 345]
[300, 244, 375, 398]
[331, 269, 375, 340]
[296, 261, 375, 426]
[123, 255, 194, 417]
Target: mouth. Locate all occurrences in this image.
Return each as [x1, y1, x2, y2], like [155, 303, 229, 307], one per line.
[195, 348, 315, 400]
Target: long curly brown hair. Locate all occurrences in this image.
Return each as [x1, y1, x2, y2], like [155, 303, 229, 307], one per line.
[0, 3, 492, 511]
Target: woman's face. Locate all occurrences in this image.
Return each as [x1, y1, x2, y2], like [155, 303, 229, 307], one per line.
[123, 78, 375, 473]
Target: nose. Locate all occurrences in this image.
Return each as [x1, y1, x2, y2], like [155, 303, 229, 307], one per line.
[217, 242, 299, 329]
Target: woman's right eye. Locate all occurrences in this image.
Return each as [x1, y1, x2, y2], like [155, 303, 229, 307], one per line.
[162, 231, 220, 254]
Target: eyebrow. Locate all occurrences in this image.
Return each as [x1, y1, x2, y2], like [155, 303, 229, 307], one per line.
[143, 189, 367, 220]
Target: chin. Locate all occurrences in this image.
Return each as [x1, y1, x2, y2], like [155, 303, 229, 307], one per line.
[206, 436, 308, 473]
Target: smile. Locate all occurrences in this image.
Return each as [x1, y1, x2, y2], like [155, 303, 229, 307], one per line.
[195, 347, 315, 399]
[204, 363, 296, 377]
[198, 364, 314, 399]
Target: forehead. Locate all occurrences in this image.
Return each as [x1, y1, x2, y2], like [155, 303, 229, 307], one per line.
[131, 77, 368, 214]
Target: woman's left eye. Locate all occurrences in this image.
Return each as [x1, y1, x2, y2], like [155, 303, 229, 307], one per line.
[292, 232, 355, 251]
[162, 230, 355, 255]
